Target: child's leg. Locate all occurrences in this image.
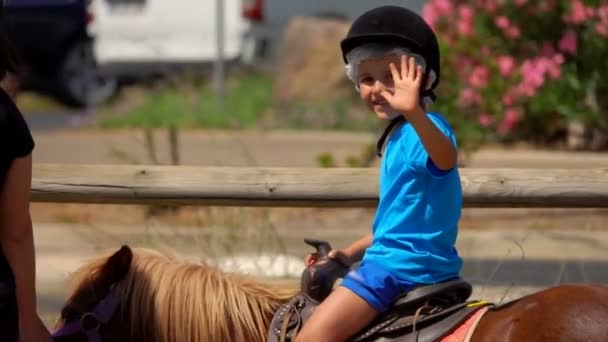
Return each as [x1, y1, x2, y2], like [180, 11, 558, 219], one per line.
[294, 286, 379, 342]
[296, 260, 405, 342]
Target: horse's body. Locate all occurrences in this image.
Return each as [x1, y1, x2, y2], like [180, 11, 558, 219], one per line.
[52, 246, 608, 342]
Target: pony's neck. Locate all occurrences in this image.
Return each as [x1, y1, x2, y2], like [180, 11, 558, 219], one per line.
[124, 249, 299, 342]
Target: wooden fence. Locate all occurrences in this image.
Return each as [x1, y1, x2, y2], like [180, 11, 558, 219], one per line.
[30, 164, 608, 208]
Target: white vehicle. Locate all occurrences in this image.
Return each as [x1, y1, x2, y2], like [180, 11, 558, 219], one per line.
[88, 0, 248, 80]
[240, 0, 425, 67]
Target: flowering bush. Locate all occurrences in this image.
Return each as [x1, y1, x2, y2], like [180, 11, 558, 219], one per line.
[423, 0, 608, 146]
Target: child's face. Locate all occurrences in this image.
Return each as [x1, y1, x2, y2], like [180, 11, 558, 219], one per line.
[356, 54, 402, 120]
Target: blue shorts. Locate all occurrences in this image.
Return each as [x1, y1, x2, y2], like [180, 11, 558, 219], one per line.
[340, 260, 416, 313]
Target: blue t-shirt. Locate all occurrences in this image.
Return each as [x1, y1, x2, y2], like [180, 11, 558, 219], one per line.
[363, 112, 463, 284]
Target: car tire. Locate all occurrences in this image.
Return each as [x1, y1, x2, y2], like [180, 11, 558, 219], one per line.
[58, 40, 117, 107]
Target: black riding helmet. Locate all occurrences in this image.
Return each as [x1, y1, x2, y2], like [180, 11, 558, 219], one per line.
[340, 5, 440, 95]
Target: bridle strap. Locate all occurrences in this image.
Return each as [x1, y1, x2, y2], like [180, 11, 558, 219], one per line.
[52, 285, 120, 342]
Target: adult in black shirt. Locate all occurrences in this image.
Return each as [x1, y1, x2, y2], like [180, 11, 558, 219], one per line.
[0, 19, 51, 342]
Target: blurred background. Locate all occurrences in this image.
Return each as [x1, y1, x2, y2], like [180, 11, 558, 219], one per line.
[2, 0, 607, 327]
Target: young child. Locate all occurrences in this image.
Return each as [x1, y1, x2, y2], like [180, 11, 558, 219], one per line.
[296, 6, 463, 342]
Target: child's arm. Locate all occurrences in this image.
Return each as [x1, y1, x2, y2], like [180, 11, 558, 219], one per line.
[380, 55, 457, 171]
[405, 107, 457, 171]
[340, 233, 373, 263]
[305, 233, 372, 266]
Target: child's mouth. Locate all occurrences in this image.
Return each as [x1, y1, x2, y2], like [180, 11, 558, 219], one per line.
[373, 101, 389, 106]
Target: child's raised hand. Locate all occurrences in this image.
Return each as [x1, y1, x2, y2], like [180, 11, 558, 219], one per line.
[381, 55, 424, 117]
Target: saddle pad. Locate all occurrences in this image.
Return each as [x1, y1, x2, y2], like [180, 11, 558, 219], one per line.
[440, 306, 489, 342]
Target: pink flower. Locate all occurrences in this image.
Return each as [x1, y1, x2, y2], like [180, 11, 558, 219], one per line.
[539, 0, 556, 13]
[458, 21, 473, 36]
[495, 16, 510, 29]
[455, 57, 474, 79]
[498, 120, 511, 134]
[553, 53, 565, 65]
[505, 108, 522, 125]
[422, 4, 439, 28]
[458, 5, 474, 20]
[502, 93, 515, 106]
[517, 83, 537, 97]
[540, 43, 555, 57]
[546, 63, 561, 79]
[599, 5, 608, 20]
[459, 88, 481, 106]
[515, 55, 563, 97]
[517, 59, 543, 97]
[497, 56, 516, 77]
[434, 0, 452, 14]
[520, 60, 544, 88]
[498, 108, 522, 134]
[595, 7, 608, 37]
[478, 113, 494, 128]
[505, 26, 521, 39]
[558, 30, 577, 54]
[485, 0, 498, 13]
[514, 0, 527, 6]
[468, 66, 490, 88]
[567, 0, 588, 24]
[596, 23, 608, 36]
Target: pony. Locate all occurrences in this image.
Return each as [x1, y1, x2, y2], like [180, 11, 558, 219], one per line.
[51, 245, 608, 342]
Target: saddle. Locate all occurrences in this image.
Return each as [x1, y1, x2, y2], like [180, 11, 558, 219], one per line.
[267, 239, 492, 342]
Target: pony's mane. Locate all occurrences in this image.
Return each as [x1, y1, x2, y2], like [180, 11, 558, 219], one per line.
[66, 248, 299, 342]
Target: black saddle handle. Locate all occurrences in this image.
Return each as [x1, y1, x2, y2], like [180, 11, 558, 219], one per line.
[301, 238, 349, 302]
[304, 238, 332, 259]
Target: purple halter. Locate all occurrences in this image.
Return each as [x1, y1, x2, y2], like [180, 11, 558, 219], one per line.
[52, 285, 120, 342]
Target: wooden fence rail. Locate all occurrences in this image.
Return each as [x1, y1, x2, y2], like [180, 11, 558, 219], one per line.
[31, 164, 608, 208]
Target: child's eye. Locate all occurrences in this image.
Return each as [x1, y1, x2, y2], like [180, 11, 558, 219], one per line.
[359, 76, 373, 84]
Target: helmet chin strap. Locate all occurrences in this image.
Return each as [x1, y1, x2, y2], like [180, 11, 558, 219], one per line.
[386, 110, 401, 120]
[376, 115, 405, 157]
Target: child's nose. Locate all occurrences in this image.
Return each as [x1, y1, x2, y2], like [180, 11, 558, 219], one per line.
[372, 80, 385, 94]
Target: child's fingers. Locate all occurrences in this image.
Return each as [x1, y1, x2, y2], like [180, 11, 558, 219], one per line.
[389, 62, 400, 82]
[330, 250, 351, 266]
[408, 56, 416, 80]
[380, 90, 394, 103]
[304, 253, 317, 266]
[400, 55, 408, 80]
[414, 65, 423, 85]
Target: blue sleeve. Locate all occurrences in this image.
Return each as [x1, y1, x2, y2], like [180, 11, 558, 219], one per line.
[402, 112, 457, 177]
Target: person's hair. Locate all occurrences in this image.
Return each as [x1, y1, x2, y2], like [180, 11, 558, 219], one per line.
[0, 8, 19, 80]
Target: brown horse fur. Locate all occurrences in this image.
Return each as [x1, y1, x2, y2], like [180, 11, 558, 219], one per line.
[471, 283, 608, 342]
[55, 246, 608, 342]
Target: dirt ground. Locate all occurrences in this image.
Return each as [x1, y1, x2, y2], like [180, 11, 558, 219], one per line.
[27, 128, 608, 327]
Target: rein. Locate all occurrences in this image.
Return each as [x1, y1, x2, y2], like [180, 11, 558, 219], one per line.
[52, 284, 120, 342]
